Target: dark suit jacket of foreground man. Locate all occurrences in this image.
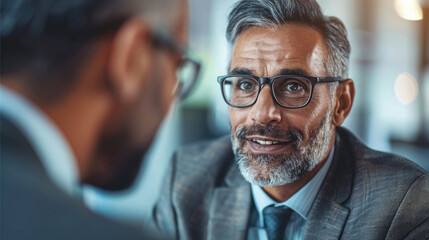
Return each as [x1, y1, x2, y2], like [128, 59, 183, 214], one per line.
[153, 127, 429, 240]
[1, 116, 157, 240]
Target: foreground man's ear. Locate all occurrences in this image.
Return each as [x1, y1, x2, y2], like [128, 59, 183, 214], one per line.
[332, 79, 355, 126]
[106, 18, 154, 103]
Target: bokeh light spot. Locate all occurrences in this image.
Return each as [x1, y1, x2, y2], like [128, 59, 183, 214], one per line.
[394, 72, 419, 105]
[394, 0, 423, 21]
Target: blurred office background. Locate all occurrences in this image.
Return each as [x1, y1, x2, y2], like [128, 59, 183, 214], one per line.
[83, 0, 429, 227]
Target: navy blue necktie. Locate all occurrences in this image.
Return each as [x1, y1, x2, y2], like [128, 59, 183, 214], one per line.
[263, 205, 292, 240]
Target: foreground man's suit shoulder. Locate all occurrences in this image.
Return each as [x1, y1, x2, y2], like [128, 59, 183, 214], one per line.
[153, 127, 429, 240]
[1, 117, 157, 240]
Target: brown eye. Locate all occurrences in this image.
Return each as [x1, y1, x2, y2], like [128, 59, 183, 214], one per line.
[277, 78, 307, 94]
[238, 80, 256, 91]
[285, 82, 303, 92]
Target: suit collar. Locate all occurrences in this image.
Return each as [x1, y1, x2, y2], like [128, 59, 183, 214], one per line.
[303, 128, 354, 239]
[332, 128, 354, 203]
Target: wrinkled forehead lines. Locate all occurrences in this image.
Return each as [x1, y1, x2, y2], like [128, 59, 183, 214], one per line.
[233, 24, 327, 55]
[230, 25, 329, 75]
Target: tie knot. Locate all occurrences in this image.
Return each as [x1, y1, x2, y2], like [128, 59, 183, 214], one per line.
[263, 205, 292, 240]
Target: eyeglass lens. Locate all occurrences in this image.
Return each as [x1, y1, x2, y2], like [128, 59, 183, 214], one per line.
[175, 59, 200, 100]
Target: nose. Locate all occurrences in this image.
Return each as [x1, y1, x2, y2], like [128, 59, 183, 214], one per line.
[249, 85, 281, 124]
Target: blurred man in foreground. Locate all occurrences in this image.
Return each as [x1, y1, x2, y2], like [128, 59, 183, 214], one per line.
[1, 0, 199, 239]
[152, 0, 429, 239]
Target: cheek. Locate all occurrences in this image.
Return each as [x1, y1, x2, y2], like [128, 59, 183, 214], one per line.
[131, 92, 160, 144]
[229, 107, 248, 134]
[285, 106, 321, 130]
[286, 89, 330, 139]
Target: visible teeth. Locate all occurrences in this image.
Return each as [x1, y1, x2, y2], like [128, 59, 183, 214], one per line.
[251, 139, 280, 145]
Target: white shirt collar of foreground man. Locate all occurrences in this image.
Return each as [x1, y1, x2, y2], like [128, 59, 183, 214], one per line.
[0, 86, 80, 197]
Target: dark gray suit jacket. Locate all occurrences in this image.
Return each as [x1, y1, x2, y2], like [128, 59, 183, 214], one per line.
[152, 127, 429, 240]
[0, 116, 159, 240]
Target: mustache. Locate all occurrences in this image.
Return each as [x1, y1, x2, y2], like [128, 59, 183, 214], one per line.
[235, 124, 302, 142]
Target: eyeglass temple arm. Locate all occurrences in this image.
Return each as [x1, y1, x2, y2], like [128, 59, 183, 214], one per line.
[316, 77, 344, 83]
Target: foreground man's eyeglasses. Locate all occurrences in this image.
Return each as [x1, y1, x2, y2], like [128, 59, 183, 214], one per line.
[152, 30, 201, 101]
[217, 74, 345, 109]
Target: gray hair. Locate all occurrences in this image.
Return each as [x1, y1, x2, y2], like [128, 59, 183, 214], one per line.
[226, 0, 351, 81]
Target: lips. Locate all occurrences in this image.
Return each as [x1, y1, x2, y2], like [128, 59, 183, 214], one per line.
[245, 136, 293, 154]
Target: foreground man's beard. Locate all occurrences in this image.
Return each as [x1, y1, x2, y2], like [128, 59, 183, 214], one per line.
[84, 127, 152, 191]
[231, 109, 333, 187]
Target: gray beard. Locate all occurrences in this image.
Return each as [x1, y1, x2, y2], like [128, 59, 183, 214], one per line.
[231, 109, 333, 187]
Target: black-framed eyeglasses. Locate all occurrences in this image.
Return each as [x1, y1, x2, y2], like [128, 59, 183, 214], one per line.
[151, 30, 201, 100]
[217, 74, 345, 109]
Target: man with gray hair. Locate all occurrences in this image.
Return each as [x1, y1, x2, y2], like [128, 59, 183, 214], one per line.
[152, 0, 429, 239]
[1, 0, 200, 239]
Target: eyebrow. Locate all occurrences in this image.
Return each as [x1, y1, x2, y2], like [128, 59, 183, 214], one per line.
[229, 68, 310, 76]
[278, 69, 309, 76]
[229, 68, 253, 75]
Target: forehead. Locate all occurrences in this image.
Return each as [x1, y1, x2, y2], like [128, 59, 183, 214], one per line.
[230, 24, 329, 76]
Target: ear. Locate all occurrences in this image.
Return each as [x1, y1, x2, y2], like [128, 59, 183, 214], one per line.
[332, 79, 355, 126]
[106, 18, 153, 103]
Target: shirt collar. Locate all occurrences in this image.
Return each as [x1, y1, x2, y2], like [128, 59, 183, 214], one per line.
[0, 86, 80, 197]
[251, 145, 335, 225]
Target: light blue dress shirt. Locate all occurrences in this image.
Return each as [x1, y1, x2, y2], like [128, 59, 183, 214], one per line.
[248, 146, 335, 240]
[0, 86, 80, 197]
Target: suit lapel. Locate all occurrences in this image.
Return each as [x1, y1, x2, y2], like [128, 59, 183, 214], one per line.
[303, 130, 354, 240]
[208, 163, 252, 240]
[303, 198, 350, 240]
